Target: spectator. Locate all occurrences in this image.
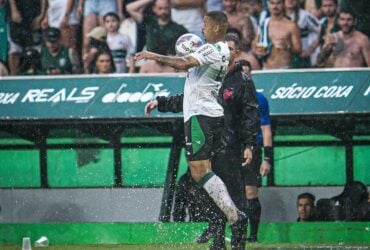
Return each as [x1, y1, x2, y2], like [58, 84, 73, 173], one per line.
[119, 0, 147, 55]
[297, 192, 317, 222]
[340, 0, 370, 38]
[318, 9, 370, 68]
[91, 50, 115, 74]
[78, 0, 123, 57]
[241, 0, 269, 27]
[170, 0, 205, 38]
[252, 0, 302, 69]
[42, 0, 81, 51]
[19, 49, 42, 75]
[319, 0, 339, 41]
[285, 0, 321, 68]
[127, 0, 188, 56]
[310, 0, 340, 67]
[223, 0, 255, 51]
[82, 26, 111, 73]
[103, 12, 134, 73]
[40, 27, 81, 74]
[8, 0, 47, 75]
[303, 0, 322, 18]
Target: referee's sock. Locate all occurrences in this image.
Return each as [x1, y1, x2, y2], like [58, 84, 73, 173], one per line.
[199, 171, 239, 223]
[247, 197, 261, 241]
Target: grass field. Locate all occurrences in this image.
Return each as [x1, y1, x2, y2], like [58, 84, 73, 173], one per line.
[2, 243, 370, 250]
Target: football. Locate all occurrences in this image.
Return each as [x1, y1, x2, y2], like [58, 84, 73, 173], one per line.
[175, 33, 204, 56]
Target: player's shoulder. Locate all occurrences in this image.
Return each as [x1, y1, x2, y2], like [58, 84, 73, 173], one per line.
[194, 41, 228, 57]
[213, 41, 230, 54]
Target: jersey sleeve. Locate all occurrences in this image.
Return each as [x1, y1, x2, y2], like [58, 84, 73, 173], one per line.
[188, 43, 224, 66]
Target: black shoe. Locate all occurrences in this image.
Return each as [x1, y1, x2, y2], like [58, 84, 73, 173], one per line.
[196, 226, 213, 243]
[209, 241, 227, 250]
[231, 211, 248, 250]
[247, 236, 258, 243]
[209, 236, 226, 250]
[209, 222, 226, 250]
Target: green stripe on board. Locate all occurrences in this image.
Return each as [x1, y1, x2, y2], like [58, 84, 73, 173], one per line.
[0, 222, 369, 245]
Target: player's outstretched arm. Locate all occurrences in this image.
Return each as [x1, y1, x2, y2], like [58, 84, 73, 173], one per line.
[144, 94, 184, 116]
[135, 51, 199, 71]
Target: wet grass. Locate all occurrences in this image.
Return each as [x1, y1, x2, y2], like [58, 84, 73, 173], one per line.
[1, 243, 370, 250]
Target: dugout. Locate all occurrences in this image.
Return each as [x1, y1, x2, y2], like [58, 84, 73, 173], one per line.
[0, 68, 369, 223]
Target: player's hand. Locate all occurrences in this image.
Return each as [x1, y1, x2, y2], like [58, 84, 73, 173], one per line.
[260, 160, 271, 176]
[144, 100, 158, 117]
[242, 148, 253, 167]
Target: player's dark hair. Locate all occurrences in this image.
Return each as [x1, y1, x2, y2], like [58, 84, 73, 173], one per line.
[242, 0, 263, 5]
[206, 11, 229, 25]
[103, 12, 120, 22]
[225, 33, 241, 49]
[297, 192, 316, 205]
[320, 0, 337, 6]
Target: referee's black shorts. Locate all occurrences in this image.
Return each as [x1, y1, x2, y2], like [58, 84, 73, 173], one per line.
[242, 145, 262, 187]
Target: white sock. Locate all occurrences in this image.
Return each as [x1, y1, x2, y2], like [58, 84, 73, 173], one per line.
[200, 172, 239, 223]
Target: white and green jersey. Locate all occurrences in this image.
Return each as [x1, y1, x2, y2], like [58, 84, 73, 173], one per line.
[183, 42, 230, 122]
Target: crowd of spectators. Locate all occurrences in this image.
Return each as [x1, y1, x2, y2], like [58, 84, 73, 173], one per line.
[0, 0, 369, 77]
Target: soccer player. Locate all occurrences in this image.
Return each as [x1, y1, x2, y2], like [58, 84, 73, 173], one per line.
[136, 10, 247, 234]
[144, 34, 260, 249]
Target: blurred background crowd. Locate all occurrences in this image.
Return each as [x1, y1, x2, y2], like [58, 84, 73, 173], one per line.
[0, 0, 369, 76]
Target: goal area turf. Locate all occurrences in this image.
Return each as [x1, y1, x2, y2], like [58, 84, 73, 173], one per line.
[1, 243, 370, 250]
[1, 222, 369, 249]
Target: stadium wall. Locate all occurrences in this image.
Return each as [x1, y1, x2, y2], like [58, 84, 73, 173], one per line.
[0, 186, 363, 223]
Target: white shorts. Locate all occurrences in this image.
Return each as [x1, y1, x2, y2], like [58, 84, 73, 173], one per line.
[83, 0, 118, 17]
[48, 0, 80, 27]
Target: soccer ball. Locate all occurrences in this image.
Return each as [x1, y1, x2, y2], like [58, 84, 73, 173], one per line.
[175, 33, 204, 56]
